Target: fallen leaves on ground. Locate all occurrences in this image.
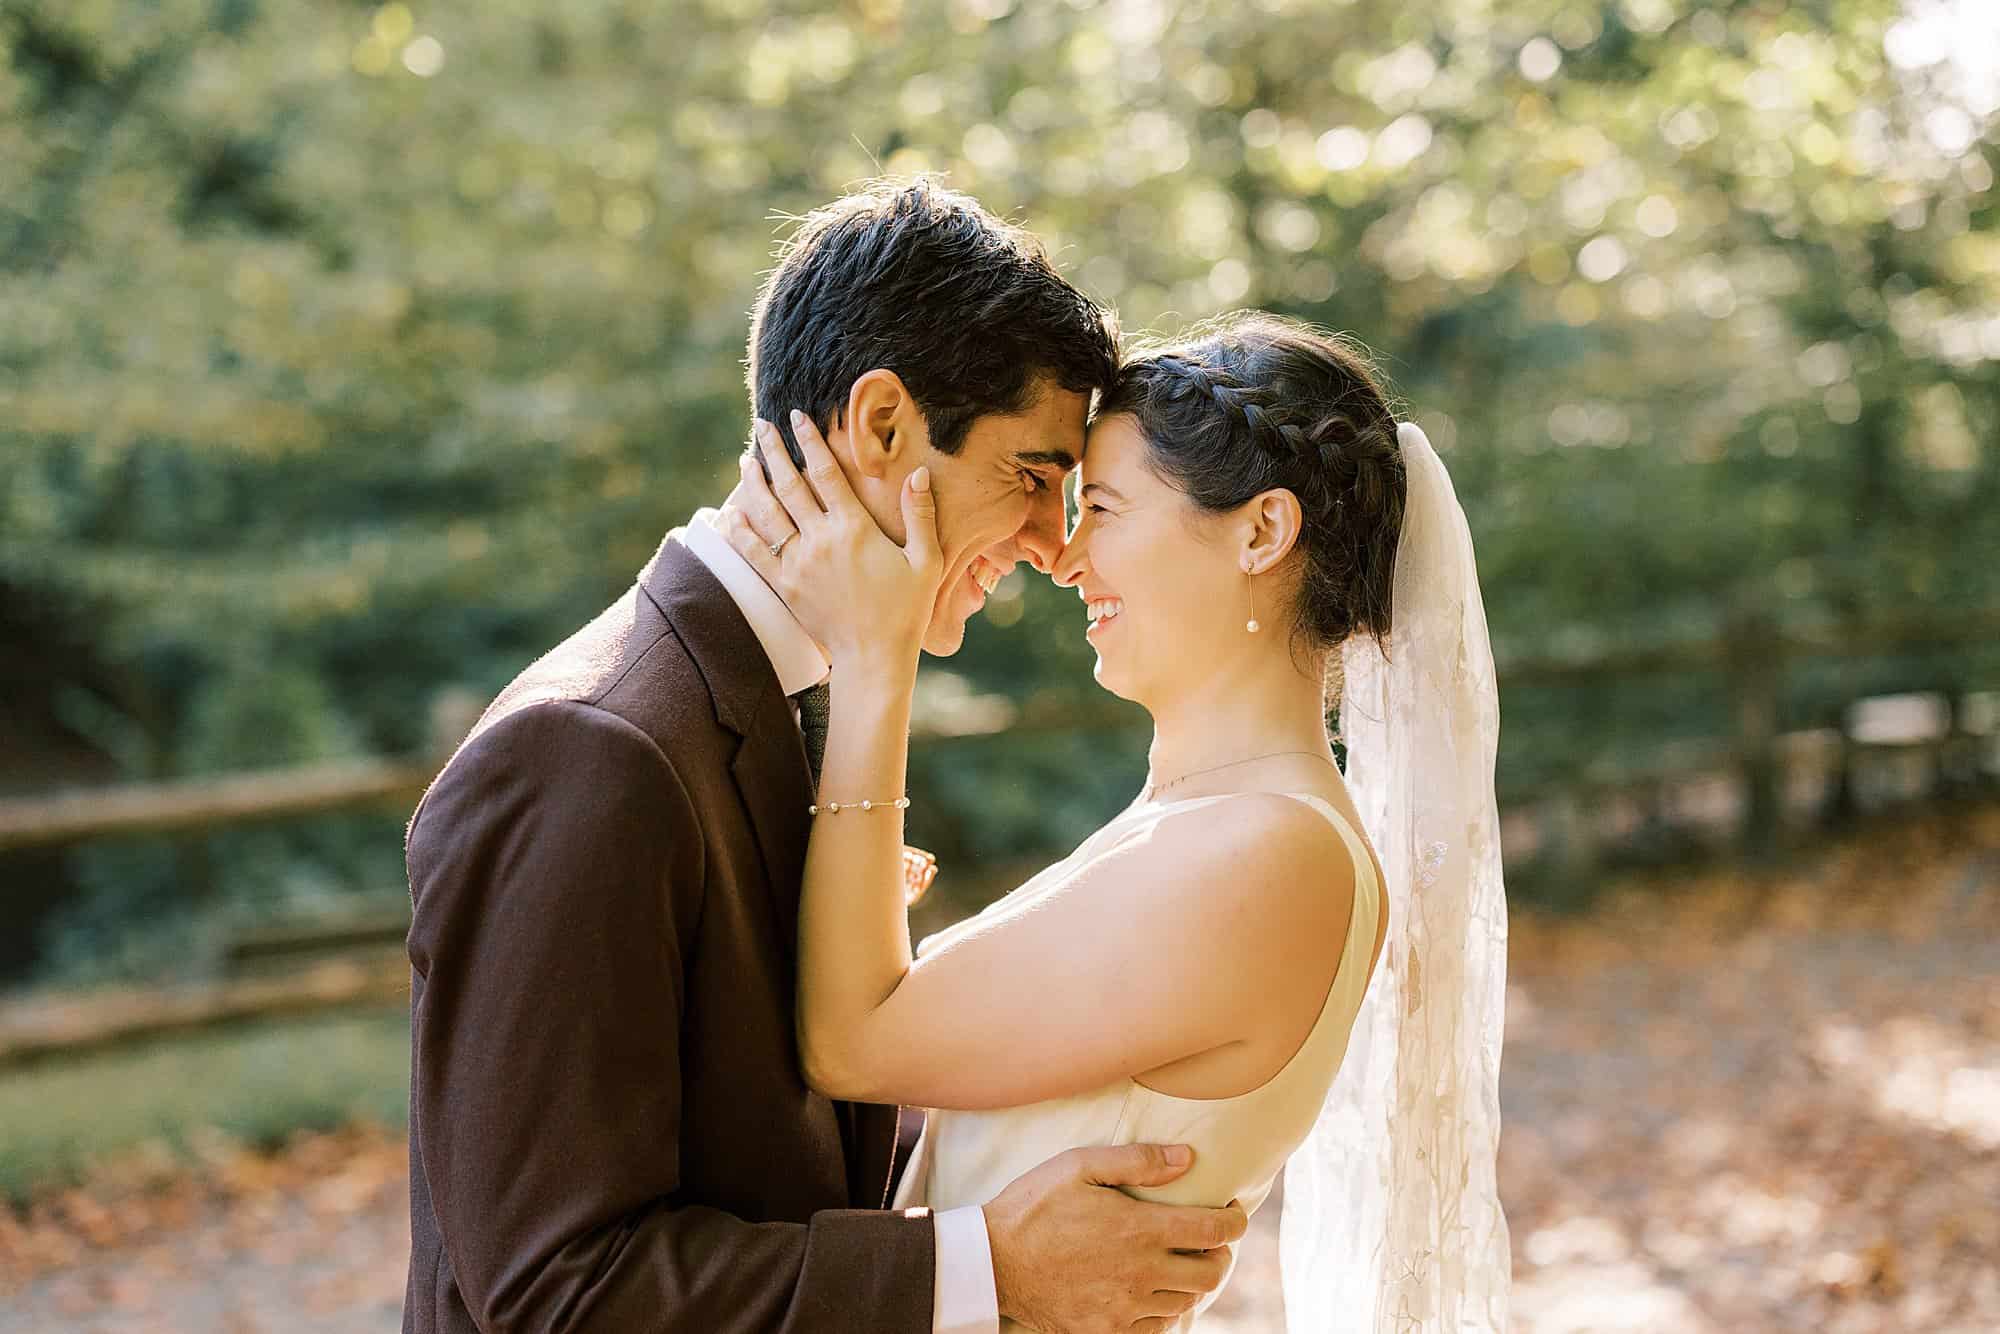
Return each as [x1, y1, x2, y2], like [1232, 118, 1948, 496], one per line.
[0, 1127, 408, 1332]
[4, 803, 1997, 1333]
[1493, 801, 2000, 1334]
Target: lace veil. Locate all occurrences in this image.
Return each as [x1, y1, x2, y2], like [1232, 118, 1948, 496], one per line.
[1279, 421, 1511, 1331]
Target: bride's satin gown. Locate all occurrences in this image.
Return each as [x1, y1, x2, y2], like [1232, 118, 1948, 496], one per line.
[893, 791, 1383, 1331]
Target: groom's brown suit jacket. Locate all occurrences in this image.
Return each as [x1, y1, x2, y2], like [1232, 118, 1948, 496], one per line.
[402, 536, 935, 1333]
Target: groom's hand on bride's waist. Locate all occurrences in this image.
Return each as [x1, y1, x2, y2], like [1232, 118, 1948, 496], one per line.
[982, 1142, 1247, 1334]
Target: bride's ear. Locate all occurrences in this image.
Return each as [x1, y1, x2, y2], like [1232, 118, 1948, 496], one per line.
[842, 369, 921, 480]
[1240, 488, 1304, 574]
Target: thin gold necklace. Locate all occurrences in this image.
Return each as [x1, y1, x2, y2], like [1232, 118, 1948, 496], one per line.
[1142, 749, 1340, 803]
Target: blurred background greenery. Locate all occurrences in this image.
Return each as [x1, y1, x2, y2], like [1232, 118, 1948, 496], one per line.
[2, 4, 1999, 1328]
[1, 0, 1996, 1061]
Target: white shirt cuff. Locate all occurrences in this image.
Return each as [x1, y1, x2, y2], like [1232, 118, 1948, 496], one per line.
[932, 1205, 999, 1334]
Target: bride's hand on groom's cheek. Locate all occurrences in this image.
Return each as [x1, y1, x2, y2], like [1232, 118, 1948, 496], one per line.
[724, 412, 942, 665]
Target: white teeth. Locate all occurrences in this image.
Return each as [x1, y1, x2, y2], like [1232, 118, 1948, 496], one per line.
[972, 562, 1004, 595]
[1086, 598, 1123, 625]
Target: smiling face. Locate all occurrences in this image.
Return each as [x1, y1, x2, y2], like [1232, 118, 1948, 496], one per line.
[884, 382, 1089, 656]
[1052, 413, 1250, 700]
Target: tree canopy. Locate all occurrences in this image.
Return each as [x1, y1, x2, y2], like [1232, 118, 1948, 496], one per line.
[2, 0, 1995, 975]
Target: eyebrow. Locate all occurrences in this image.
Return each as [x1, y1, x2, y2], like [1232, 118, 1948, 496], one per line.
[1015, 448, 1078, 471]
[1079, 481, 1125, 501]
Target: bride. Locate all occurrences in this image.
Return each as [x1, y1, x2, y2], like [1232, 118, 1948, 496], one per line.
[724, 312, 1510, 1332]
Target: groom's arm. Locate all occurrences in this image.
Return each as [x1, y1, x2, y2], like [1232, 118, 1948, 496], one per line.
[405, 699, 936, 1333]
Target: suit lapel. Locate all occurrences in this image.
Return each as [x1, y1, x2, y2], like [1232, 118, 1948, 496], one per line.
[641, 533, 898, 1208]
[642, 537, 814, 965]
[728, 705, 814, 966]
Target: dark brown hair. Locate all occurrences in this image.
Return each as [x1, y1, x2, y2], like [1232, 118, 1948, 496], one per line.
[747, 178, 1119, 462]
[1098, 312, 1405, 656]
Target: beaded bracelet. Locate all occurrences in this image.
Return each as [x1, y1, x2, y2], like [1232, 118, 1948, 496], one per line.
[809, 796, 911, 815]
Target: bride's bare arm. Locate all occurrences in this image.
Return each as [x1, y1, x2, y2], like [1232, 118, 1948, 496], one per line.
[799, 698, 1355, 1110]
[792, 657, 926, 1092]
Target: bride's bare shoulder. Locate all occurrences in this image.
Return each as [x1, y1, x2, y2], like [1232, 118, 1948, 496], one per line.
[935, 792, 1356, 966]
[1140, 793, 1358, 923]
[1148, 790, 1349, 855]
[1126, 793, 1363, 1080]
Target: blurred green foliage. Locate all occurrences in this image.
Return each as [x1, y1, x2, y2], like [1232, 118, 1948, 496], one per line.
[2, 0, 1996, 978]
[0, 1009, 408, 1199]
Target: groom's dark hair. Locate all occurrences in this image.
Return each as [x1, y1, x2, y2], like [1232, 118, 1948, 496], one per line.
[747, 178, 1119, 462]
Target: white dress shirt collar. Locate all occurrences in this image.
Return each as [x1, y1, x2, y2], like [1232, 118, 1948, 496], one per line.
[673, 508, 830, 697]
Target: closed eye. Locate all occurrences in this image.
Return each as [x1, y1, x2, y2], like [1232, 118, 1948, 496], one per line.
[1021, 469, 1053, 494]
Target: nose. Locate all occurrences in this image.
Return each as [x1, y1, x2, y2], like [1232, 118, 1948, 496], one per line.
[1051, 516, 1090, 589]
[1014, 486, 1068, 575]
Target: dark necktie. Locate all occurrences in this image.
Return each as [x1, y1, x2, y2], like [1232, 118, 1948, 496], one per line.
[792, 680, 831, 789]
[790, 679, 937, 902]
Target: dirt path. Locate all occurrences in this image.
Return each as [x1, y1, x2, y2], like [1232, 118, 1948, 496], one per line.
[5, 806, 1997, 1332]
[1495, 807, 2000, 1333]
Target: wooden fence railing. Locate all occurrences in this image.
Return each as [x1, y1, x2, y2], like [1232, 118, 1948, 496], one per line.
[0, 757, 433, 855]
[2, 606, 1994, 1064]
[7, 605, 1996, 858]
[0, 953, 410, 1067]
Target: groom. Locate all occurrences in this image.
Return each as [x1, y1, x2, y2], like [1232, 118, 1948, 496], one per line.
[402, 179, 1245, 1334]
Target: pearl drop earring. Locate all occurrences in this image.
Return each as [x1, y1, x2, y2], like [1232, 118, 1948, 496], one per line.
[1244, 559, 1261, 634]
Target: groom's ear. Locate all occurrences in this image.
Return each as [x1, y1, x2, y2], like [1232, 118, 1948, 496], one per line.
[1241, 488, 1304, 574]
[841, 369, 923, 481]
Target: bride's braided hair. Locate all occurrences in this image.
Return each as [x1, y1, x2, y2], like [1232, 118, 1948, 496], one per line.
[1097, 312, 1405, 657]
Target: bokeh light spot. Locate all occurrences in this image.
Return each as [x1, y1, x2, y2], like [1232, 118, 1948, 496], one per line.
[1209, 258, 1252, 305]
[402, 36, 444, 78]
[372, 4, 414, 46]
[1577, 236, 1628, 283]
[1635, 195, 1678, 238]
[1519, 38, 1561, 84]
[1315, 126, 1369, 172]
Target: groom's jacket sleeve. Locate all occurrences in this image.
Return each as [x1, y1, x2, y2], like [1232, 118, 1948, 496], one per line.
[405, 699, 936, 1333]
